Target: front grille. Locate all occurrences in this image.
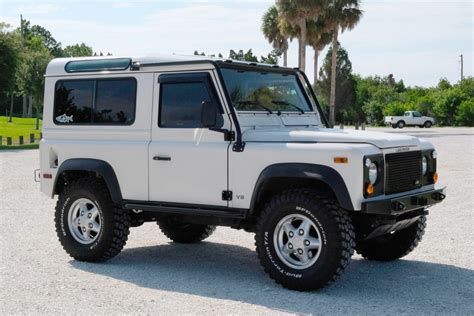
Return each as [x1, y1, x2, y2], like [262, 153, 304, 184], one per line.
[385, 151, 422, 194]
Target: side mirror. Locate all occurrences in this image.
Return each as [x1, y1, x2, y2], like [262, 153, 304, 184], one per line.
[201, 101, 218, 127]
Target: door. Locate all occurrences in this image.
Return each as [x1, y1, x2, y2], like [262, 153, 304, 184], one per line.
[149, 71, 232, 206]
[413, 111, 423, 124]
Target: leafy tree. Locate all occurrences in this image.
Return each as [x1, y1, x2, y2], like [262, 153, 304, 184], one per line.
[0, 23, 21, 121]
[317, 44, 357, 123]
[16, 38, 52, 129]
[229, 49, 259, 62]
[262, 5, 288, 66]
[62, 43, 93, 57]
[325, 0, 363, 126]
[22, 20, 62, 57]
[277, 0, 326, 71]
[455, 98, 474, 126]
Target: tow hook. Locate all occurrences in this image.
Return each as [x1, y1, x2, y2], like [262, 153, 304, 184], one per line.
[391, 201, 406, 212]
[432, 192, 446, 201]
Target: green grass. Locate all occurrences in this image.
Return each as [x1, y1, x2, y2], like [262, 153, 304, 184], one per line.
[0, 116, 42, 148]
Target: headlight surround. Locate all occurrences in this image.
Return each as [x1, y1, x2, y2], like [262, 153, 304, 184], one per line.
[363, 155, 384, 197]
[422, 156, 428, 175]
[421, 149, 437, 185]
[368, 160, 378, 184]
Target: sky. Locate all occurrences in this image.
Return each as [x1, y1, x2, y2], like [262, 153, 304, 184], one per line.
[1, 0, 472, 87]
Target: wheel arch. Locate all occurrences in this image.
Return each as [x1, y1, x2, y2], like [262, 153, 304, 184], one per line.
[249, 163, 354, 218]
[53, 158, 123, 204]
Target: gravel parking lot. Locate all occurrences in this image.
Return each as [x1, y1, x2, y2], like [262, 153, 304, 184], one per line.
[1, 127, 473, 315]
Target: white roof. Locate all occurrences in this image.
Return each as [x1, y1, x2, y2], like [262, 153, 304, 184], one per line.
[45, 54, 291, 77]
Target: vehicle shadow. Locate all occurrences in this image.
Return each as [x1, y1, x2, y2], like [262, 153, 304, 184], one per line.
[71, 242, 474, 314]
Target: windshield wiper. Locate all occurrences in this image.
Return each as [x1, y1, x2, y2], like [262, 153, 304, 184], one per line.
[271, 100, 305, 114]
[234, 100, 273, 114]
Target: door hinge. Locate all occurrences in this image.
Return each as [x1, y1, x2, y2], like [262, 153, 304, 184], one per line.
[224, 130, 235, 142]
[222, 190, 233, 201]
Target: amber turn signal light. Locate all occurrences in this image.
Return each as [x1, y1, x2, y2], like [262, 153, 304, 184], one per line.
[334, 157, 348, 163]
[366, 183, 374, 195]
[433, 172, 438, 183]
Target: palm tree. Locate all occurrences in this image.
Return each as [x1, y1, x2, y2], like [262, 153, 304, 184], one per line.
[307, 18, 332, 84]
[262, 5, 289, 66]
[277, 0, 326, 72]
[325, 0, 362, 126]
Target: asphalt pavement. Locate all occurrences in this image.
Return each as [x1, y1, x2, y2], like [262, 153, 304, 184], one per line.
[0, 127, 473, 315]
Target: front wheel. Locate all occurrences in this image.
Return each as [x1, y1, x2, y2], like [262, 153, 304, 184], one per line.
[391, 124, 397, 129]
[356, 215, 426, 261]
[55, 178, 130, 262]
[255, 189, 355, 291]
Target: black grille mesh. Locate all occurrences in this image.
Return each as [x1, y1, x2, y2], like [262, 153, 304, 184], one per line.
[385, 151, 422, 194]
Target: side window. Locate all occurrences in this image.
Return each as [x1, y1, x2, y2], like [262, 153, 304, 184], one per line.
[54, 78, 136, 125]
[54, 80, 94, 123]
[95, 79, 136, 124]
[413, 111, 422, 117]
[404, 112, 411, 116]
[159, 74, 222, 128]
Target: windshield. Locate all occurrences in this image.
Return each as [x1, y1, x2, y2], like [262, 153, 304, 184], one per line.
[220, 67, 313, 113]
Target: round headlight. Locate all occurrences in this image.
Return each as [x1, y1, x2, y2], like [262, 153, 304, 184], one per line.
[431, 150, 437, 159]
[422, 156, 428, 175]
[368, 162, 378, 184]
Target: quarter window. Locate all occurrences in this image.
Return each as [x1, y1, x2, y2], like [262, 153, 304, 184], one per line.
[54, 78, 136, 125]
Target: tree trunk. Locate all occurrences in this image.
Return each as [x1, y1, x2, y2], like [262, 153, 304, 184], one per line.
[283, 49, 288, 67]
[27, 96, 33, 118]
[329, 28, 338, 127]
[298, 18, 306, 71]
[313, 48, 319, 84]
[22, 95, 27, 118]
[8, 93, 14, 122]
[35, 99, 39, 130]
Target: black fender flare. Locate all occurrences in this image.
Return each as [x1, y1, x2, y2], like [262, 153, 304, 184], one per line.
[54, 158, 122, 204]
[249, 163, 354, 213]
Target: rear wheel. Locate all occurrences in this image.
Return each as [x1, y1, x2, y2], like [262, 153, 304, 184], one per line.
[356, 215, 426, 261]
[424, 121, 432, 128]
[391, 124, 397, 129]
[255, 189, 355, 291]
[397, 120, 405, 128]
[158, 219, 216, 243]
[55, 178, 130, 262]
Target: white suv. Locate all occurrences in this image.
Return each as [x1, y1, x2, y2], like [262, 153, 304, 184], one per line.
[40, 55, 446, 291]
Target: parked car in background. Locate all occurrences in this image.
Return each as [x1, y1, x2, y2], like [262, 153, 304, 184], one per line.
[385, 111, 434, 128]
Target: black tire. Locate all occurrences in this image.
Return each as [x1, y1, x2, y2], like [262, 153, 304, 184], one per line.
[397, 120, 405, 128]
[158, 220, 216, 243]
[424, 121, 432, 128]
[255, 189, 355, 291]
[391, 124, 397, 129]
[356, 215, 426, 261]
[55, 178, 130, 262]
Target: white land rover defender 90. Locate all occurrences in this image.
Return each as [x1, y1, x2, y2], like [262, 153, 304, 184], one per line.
[40, 56, 446, 291]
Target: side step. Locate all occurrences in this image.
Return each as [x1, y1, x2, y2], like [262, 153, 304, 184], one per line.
[123, 201, 248, 219]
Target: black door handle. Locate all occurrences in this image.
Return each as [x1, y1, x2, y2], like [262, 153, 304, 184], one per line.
[153, 156, 171, 161]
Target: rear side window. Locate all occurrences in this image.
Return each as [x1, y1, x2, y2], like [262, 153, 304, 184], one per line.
[54, 78, 136, 125]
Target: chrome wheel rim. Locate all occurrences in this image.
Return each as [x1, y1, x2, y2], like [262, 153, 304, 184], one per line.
[68, 198, 102, 244]
[273, 214, 322, 270]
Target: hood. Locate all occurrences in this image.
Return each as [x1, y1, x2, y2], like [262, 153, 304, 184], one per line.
[242, 127, 420, 149]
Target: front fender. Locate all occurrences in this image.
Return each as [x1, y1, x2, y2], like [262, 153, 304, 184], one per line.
[249, 163, 354, 212]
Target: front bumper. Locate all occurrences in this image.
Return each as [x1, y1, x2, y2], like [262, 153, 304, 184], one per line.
[361, 187, 446, 215]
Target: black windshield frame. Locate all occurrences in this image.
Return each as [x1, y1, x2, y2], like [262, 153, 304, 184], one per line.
[218, 63, 315, 113]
